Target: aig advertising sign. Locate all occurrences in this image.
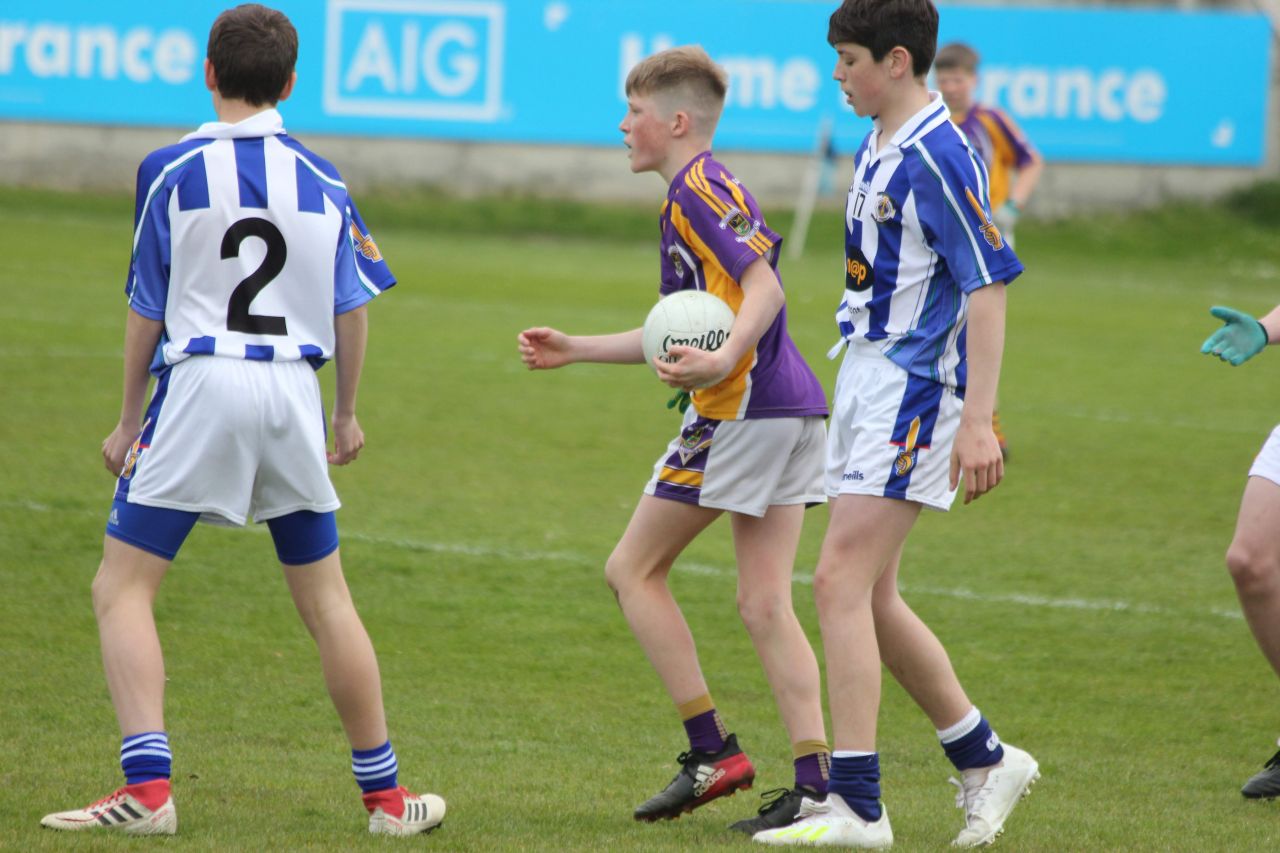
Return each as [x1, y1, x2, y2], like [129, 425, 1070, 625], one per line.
[0, 1, 1270, 165]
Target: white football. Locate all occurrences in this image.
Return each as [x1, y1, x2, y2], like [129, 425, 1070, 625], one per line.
[642, 289, 736, 385]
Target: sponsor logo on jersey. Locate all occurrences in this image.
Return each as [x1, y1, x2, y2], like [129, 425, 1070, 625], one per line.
[119, 418, 152, 480]
[349, 223, 383, 261]
[964, 187, 1005, 250]
[872, 192, 897, 223]
[845, 246, 874, 293]
[893, 416, 922, 477]
[667, 245, 685, 278]
[719, 207, 761, 243]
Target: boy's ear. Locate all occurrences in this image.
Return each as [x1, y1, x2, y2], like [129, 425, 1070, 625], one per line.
[277, 71, 297, 103]
[670, 109, 691, 138]
[888, 45, 914, 79]
[204, 58, 218, 93]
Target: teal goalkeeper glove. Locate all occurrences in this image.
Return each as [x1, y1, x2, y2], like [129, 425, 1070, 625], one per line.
[1201, 305, 1269, 366]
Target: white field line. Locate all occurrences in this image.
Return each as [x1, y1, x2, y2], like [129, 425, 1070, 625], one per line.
[5, 499, 1241, 622]
[1011, 404, 1269, 436]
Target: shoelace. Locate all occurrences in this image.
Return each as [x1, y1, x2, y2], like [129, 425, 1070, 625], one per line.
[88, 789, 128, 812]
[753, 787, 793, 816]
[948, 771, 992, 819]
[1264, 749, 1280, 770]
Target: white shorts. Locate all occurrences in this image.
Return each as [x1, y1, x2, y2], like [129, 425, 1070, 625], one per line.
[1249, 425, 1280, 486]
[117, 356, 340, 526]
[644, 408, 826, 517]
[825, 343, 964, 511]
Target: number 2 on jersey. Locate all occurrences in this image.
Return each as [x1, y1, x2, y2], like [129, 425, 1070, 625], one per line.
[222, 217, 288, 336]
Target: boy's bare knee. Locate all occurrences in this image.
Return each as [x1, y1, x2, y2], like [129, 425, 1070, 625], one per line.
[1226, 541, 1280, 593]
[812, 565, 841, 614]
[737, 591, 786, 634]
[604, 549, 665, 595]
[603, 554, 625, 594]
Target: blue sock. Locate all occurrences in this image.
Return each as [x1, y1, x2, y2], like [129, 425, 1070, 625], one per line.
[829, 752, 882, 821]
[121, 731, 171, 784]
[352, 741, 399, 793]
[939, 708, 1005, 771]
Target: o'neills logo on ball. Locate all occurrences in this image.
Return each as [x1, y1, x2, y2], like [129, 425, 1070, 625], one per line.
[663, 328, 729, 354]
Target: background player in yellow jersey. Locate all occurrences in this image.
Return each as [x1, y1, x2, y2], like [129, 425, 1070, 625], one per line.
[934, 41, 1044, 460]
[519, 45, 832, 835]
[934, 42, 1043, 249]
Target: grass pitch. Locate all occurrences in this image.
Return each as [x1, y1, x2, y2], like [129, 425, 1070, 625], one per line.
[2, 179, 1280, 851]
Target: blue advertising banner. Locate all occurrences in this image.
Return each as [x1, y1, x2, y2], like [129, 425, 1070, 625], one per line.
[0, 1, 1270, 165]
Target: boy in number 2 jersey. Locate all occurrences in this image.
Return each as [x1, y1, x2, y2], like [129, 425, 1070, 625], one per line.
[42, 4, 443, 839]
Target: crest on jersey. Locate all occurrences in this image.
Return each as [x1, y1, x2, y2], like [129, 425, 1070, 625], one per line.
[872, 193, 898, 223]
[677, 423, 714, 466]
[892, 416, 922, 477]
[349, 222, 383, 261]
[963, 187, 1004, 251]
[845, 245, 875, 293]
[119, 418, 152, 480]
[668, 245, 685, 278]
[719, 207, 761, 243]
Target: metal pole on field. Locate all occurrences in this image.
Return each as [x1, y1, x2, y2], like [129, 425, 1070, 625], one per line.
[787, 115, 834, 261]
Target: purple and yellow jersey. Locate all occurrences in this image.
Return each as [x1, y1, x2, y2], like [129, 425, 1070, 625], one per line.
[659, 152, 827, 421]
[126, 109, 394, 373]
[951, 104, 1037, 211]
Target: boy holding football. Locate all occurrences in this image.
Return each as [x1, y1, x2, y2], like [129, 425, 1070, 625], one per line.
[41, 4, 443, 838]
[754, 1, 1038, 847]
[518, 45, 831, 835]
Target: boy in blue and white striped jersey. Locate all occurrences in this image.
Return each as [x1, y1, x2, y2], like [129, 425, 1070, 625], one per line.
[41, 4, 443, 839]
[756, 0, 1038, 848]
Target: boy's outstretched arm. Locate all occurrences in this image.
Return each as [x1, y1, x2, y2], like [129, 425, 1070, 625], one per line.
[1202, 304, 1280, 366]
[517, 327, 644, 369]
[102, 308, 165, 475]
[655, 256, 784, 390]
[331, 305, 368, 466]
[950, 282, 1007, 504]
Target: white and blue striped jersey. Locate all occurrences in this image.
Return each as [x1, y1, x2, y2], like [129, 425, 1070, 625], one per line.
[126, 109, 393, 371]
[836, 94, 1023, 391]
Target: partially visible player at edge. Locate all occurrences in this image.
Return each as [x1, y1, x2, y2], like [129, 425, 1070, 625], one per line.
[518, 46, 833, 835]
[1202, 303, 1280, 799]
[934, 41, 1044, 460]
[755, 1, 1038, 847]
[41, 3, 444, 838]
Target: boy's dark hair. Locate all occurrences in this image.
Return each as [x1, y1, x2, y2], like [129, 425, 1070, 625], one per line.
[207, 4, 298, 107]
[827, 0, 938, 78]
[934, 42, 980, 74]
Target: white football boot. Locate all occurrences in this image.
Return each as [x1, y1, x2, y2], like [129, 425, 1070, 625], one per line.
[949, 743, 1039, 847]
[41, 780, 176, 835]
[753, 791, 892, 848]
[364, 785, 446, 836]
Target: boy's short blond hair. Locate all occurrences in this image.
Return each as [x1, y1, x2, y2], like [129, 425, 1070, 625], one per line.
[625, 46, 728, 132]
